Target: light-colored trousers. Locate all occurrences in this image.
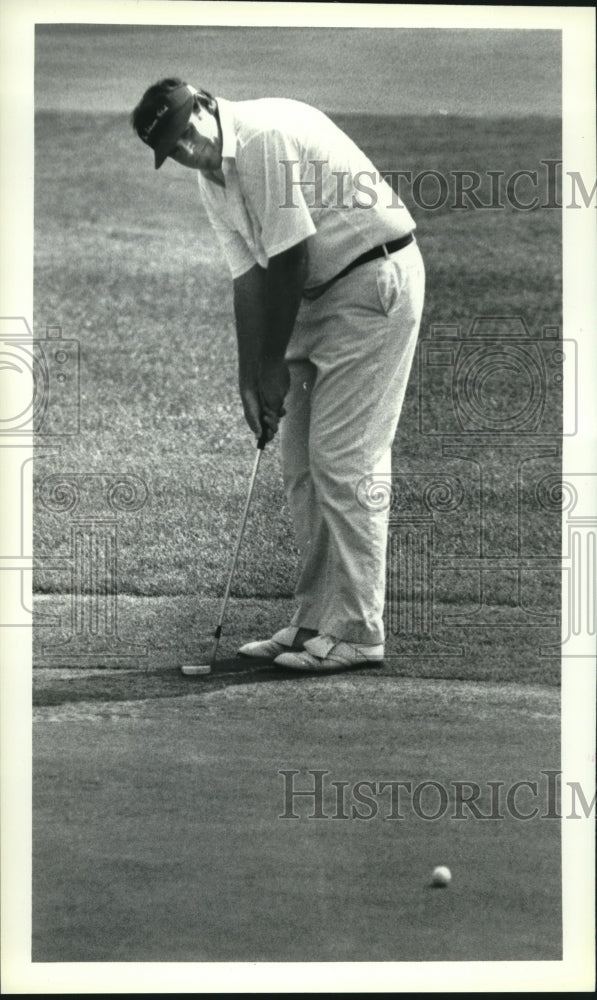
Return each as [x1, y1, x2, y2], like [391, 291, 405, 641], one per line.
[281, 240, 425, 646]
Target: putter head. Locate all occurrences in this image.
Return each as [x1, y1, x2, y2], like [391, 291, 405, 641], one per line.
[181, 437, 264, 682]
[181, 664, 212, 676]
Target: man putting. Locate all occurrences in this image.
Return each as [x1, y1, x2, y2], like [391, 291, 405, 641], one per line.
[131, 79, 425, 672]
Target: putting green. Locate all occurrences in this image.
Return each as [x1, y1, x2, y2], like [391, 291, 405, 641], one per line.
[33, 675, 560, 962]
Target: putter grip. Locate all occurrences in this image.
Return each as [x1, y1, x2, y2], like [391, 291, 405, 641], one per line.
[257, 431, 268, 450]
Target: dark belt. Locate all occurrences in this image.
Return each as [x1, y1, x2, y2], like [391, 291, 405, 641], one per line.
[303, 232, 414, 300]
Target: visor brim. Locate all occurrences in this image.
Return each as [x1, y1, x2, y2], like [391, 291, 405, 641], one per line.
[153, 95, 193, 169]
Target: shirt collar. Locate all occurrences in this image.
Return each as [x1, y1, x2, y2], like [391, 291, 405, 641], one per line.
[215, 97, 237, 160]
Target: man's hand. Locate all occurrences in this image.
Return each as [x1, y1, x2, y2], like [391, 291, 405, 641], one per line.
[239, 381, 263, 439]
[239, 360, 288, 441]
[258, 357, 290, 440]
[233, 242, 307, 442]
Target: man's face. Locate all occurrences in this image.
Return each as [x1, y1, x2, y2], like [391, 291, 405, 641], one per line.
[168, 102, 222, 172]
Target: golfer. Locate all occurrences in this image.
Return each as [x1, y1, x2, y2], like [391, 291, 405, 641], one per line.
[132, 79, 425, 671]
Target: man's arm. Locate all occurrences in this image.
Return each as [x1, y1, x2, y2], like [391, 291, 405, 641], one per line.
[233, 262, 267, 437]
[233, 240, 308, 440]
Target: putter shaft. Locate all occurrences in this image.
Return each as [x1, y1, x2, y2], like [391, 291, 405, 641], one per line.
[208, 436, 266, 667]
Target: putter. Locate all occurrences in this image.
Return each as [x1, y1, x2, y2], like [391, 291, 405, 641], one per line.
[182, 431, 267, 675]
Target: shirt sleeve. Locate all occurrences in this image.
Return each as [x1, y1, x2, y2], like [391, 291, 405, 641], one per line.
[202, 197, 256, 279]
[236, 129, 317, 259]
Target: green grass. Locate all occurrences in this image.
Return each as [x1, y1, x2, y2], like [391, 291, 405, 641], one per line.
[33, 110, 562, 681]
[33, 676, 561, 961]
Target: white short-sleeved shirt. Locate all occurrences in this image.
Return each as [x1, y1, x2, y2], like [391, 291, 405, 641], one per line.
[197, 98, 416, 290]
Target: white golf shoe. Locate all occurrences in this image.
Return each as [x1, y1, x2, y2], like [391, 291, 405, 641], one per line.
[274, 634, 384, 672]
[238, 626, 316, 660]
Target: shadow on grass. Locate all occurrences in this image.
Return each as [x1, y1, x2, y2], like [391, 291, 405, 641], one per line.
[33, 655, 400, 708]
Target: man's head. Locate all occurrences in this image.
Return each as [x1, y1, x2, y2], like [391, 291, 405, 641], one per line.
[131, 77, 222, 171]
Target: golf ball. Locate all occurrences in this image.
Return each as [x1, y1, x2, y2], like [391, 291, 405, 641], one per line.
[431, 865, 452, 887]
[181, 664, 212, 676]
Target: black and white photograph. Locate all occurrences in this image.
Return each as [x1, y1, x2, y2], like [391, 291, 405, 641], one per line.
[1, 0, 595, 992]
